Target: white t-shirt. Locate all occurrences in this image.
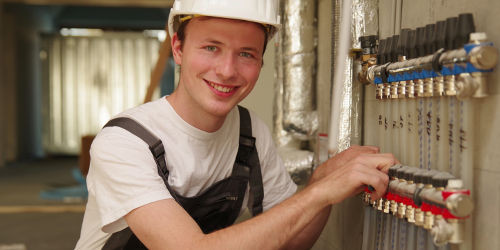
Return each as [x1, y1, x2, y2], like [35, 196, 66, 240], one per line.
[75, 97, 297, 249]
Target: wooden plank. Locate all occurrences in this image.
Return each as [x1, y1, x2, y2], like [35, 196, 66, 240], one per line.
[143, 24, 172, 103]
[2, 0, 173, 8]
[0, 205, 85, 213]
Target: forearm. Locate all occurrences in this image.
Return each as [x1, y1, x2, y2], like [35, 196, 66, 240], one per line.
[128, 175, 333, 250]
[283, 204, 331, 250]
[129, 149, 396, 250]
[281, 169, 333, 249]
[194, 183, 329, 250]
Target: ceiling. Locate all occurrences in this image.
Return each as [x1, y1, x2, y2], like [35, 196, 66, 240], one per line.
[2, 0, 174, 8]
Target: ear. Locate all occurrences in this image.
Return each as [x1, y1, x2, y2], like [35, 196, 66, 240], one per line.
[171, 32, 183, 65]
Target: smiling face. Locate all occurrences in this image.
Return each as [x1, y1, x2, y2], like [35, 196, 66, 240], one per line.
[168, 17, 266, 132]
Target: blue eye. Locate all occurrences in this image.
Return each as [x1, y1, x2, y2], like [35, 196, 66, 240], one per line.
[206, 46, 217, 52]
[240, 52, 253, 58]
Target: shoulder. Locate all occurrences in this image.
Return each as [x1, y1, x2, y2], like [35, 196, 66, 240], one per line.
[89, 98, 169, 181]
[241, 107, 271, 140]
[238, 107, 277, 169]
[95, 97, 170, 143]
[244, 108, 274, 153]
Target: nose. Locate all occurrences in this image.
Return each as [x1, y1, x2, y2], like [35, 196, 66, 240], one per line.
[215, 52, 238, 81]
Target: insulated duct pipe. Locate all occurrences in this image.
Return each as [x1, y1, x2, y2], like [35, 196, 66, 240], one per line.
[329, 0, 378, 155]
[282, 0, 318, 140]
[273, 5, 292, 148]
[327, 2, 379, 249]
[273, 0, 317, 185]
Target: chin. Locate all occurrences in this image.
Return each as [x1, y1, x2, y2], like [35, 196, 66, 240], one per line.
[206, 101, 237, 117]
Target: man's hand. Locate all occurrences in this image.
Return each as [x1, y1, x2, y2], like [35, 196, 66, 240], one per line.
[126, 146, 397, 250]
[310, 145, 379, 183]
[310, 149, 397, 205]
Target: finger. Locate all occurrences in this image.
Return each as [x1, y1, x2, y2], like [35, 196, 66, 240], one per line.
[350, 145, 379, 154]
[353, 186, 365, 196]
[371, 173, 389, 200]
[358, 169, 389, 200]
[348, 162, 389, 199]
[362, 145, 380, 153]
[355, 153, 398, 173]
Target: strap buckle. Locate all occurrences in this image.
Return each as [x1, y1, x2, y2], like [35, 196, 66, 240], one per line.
[236, 135, 256, 164]
[239, 135, 255, 148]
[149, 140, 168, 175]
[149, 140, 165, 159]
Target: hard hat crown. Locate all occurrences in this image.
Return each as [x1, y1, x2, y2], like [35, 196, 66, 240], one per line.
[168, 0, 280, 40]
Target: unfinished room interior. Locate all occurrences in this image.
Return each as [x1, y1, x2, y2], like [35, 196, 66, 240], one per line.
[1, 0, 499, 249]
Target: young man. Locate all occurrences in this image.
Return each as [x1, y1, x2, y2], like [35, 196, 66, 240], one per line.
[75, 0, 396, 249]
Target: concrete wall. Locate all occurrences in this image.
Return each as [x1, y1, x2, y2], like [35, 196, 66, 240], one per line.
[312, 0, 369, 249]
[240, 37, 276, 131]
[0, 2, 19, 166]
[2, 0, 174, 8]
[314, 0, 500, 249]
[379, 0, 500, 249]
[12, 6, 56, 159]
[1, 5, 170, 161]
[310, 0, 500, 249]
[0, 0, 4, 167]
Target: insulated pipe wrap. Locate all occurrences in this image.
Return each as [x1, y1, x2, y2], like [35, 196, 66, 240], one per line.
[273, 9, 293, 148]
[282, 0, 318, 140]
[278, 147, 314, 185]
[273, 0, 317, 185]
[352, 0, 379, 48]
[330, 0, 378, 154]
[351, 0, 379, 145]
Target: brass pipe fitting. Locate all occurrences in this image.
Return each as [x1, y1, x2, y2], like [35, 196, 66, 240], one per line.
[415, 78, 425, 97]
[391, 82, 399, 99]
[376, 84, 384, 100]
[444, 74, 457, 96]
[383, 83, 391, 99]
[414, 208, 425, 226]
[398, 80, 407, 98]
[390, 200, 398, 216]
[433, 75, 445, 97]
[383, 199, 391, 214]
[405, 80, 415, 98]
[423, 78, 434, 97]
[456, 72, 489, 99]
[447, 218, 465, 244]
[377, 198, 384, 211]
[424, 211, 435, 230]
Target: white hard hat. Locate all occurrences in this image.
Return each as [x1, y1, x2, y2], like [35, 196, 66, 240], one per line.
[168, 0, 281, 41]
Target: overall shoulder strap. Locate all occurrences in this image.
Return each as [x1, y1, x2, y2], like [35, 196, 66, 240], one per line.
[103, 117, 178, 201]
[237, 106, 264, 216]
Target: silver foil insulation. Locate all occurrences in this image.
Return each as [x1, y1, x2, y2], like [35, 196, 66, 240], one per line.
[281, 0, 318, 140]
[330, 0, 378, 154]
[273, 0, 318, 184]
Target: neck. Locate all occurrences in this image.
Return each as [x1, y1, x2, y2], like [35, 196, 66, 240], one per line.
[166, 94, 226, 133]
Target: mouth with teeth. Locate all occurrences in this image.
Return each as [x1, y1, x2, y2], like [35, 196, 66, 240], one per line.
[205, 80, 238, 95]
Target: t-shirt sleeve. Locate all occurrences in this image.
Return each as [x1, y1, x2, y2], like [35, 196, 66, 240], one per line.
[87, 126, 173, 233]
[250, 113, 297, 211]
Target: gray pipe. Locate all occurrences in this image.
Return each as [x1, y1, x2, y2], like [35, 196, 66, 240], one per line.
[273, 0, 316, 185]
[282, 0, 318, 140]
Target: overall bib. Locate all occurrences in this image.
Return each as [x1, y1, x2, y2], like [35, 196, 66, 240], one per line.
[101, 106, 264, 250]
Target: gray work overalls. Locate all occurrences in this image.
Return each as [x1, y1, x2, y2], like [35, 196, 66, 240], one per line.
[101, 106, 264, 249]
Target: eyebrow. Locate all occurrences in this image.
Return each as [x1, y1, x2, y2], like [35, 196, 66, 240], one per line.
[205, 39, 261, 53]
[241, 47, 260, 53]
[206, 39, 223, 45]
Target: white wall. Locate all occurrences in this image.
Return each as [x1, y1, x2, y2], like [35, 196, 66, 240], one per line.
[382, 1, 500, 249]
[0, 0, 4, 167]
[1, 0, 174, 8]
[240, 37, 277, 131]
[0, 1, 16, 166]
[312, 0, 500, 249]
